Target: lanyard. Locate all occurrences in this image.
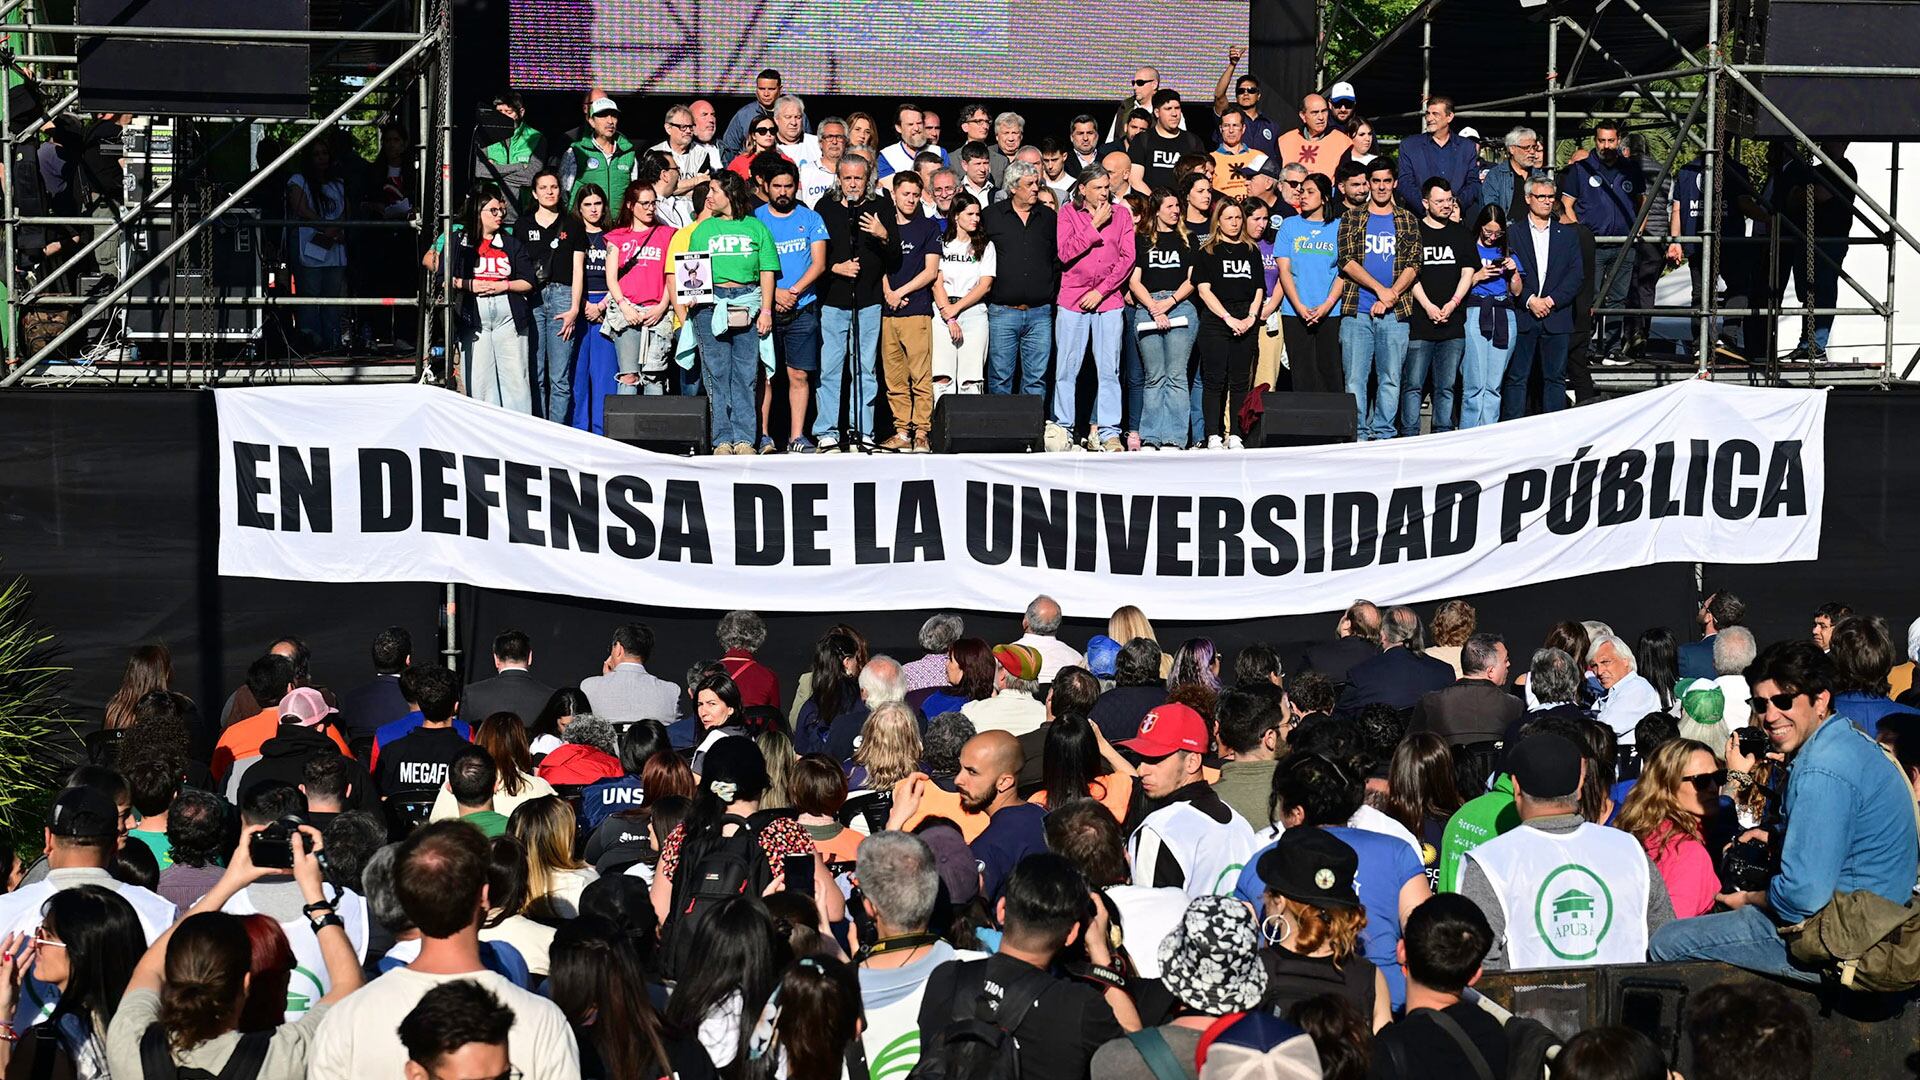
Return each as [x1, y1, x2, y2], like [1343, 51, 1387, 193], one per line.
[857, 932, 941, 963]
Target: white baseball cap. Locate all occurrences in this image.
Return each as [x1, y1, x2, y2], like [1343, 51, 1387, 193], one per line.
[1460, 126, 1481, 141]
[590, 97, 620, 116]
[1327, 81, 1357, 103]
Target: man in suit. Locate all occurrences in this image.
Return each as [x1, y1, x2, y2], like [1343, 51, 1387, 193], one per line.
[1302, 600, 1383, 688]
[580, 622, 681, 726]
[1413, 633, 1523, 746]
[1500, 177, 1584, 420]
[461, 628, 556, 726]
[1678, 591, 1746, 682]
[1335, 606, 1455, 717]
[337, 626, 413, 748]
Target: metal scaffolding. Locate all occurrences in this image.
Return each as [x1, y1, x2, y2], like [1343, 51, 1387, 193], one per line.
[0, 0, 452, 388]
[1326, 0, 1915, 390]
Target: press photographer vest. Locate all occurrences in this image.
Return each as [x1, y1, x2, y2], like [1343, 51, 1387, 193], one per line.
[1466, 821, 1650, 969]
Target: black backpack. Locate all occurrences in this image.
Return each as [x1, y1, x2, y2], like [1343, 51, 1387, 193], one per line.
[138, 1025, 272, 1080]
[659, 813, 776, 978]
[908, 960, 1052, 1080]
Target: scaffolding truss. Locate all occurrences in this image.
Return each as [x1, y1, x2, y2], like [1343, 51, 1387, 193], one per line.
[0, 0, 453, 388]
[1325, 0, 1915, 389]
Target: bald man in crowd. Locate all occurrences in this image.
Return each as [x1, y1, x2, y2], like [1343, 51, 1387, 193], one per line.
[1275, 93, 1353, 180]
[1103, 150, 1135, 196]
[952, 731, 1047, 900]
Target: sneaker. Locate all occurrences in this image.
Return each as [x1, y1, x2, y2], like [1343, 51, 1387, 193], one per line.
[1206, 435, 1226, 450]
[879, 432, 912, 451]
[1043, 422, 1072, 452]
[757, 436, 779, 455]
[1102, 436, 1125, 453]
[1599, 354, 1633, 367]
[789, 435, 816, 454]
[911, 433, 931, 453]
[712, 443, 735, 456]
[815, 435, 840, 453]
[734, 441, 755, 456]
[1226, 434, 1245, 450]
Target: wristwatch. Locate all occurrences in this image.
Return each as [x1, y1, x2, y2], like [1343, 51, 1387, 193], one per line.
[306, 909, 344, 933]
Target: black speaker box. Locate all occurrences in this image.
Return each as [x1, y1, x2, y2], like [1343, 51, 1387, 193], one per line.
[1250, 392, 1357, 447]
[604, 397, 709, 455]
[76, 0, 311, 119]
[931, 395, 1044, 454]
[1753, 0, 1920, 140]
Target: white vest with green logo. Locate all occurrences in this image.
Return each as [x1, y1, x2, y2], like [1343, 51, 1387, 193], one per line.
[1466, 821, 1650, 969]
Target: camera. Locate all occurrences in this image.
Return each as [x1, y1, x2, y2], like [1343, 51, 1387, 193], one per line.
[249, 814, 309, 870]
[1719, 836, 1776, 893]
[1733, 726, 1770, 761]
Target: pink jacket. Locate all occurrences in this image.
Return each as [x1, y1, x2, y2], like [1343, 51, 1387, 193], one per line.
[1056, 201, 1136, 312]
[1645, 821, 1718, 918]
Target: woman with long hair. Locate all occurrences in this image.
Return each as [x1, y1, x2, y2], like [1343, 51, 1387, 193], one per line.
[684, 170, 779, 455]
[0, 885, 143, 1077]
[1030, 713, 1136, 821]
[1253, 827, 1390, 1032]
[1193, 197, 1265, 449]
[1275, 172, 1345, 396]
[1521, 622, 1594, 704]
[758, 727, 799, 811]
[845, 113, 878, 153]
[1427, 599, 1478, 678]
[563, 183, 623, 432]
[1167, 637, 1224, 719]
[749, 957, 861, 1080]
[1053, 164, 1135, 453]
[794, 630, 864, 755]
[449, 183, 538, 411]
[479, 833, 557, 976]
[1178, 170, 1214, 248]
[106, 645, 177, 730]
[1128, 187, 1197, 451]
[510, 795, 600, 919]
[847, 700, 922, 797]
[578, 873, 665, 977]
[922, 637, 996, 719]
[664, 896, 788, 1073]
[1382, 732, 1465, 887]
[726, 118, 783, 178]
[596, 181, 677, 413]
[1248, 198, 1288, 397]
[531, 687, 593, 757]
[1614, 737, 1721, 918]
[1460, 204, 1523, 428]
[933, 192, 996, 399]
[511, 169, 582, 422]
[431, 710, 558, 822]
[550, 916, 711, 1080]
[1343, 119, 1379, 169]
[285, 140, 349, 352]
[1635, 627, 1681, 713]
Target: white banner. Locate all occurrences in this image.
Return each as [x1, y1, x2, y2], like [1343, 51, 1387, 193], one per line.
[215, 381, 1825, 620]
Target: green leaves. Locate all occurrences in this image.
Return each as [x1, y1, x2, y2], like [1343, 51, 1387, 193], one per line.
[0, 567, 73, 854]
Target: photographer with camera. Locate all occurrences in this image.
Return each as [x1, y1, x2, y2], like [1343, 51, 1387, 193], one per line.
[1649, 641, 1920, 980]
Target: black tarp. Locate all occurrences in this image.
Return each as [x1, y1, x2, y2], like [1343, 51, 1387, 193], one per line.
[1337, 0, 1715, 134]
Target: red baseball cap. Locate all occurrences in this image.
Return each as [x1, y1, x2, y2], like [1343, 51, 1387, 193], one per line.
[1121, 703, 1209, 758]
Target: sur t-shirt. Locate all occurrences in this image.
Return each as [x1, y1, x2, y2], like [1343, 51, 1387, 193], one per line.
[1408, 219, 1472, 340]
[1134, 231, 1194, 294]
[753, 204, 829, 308]
[937, 237, 997, 299]
[1275, 216, 1340, 317]
[603, 224, 675, 305]
[687, 216, 781, 285]
[1356, 210, 1398, 311]
[887, 215, 945, 317]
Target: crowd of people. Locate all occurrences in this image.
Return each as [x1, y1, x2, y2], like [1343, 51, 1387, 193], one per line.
[31, 588, 1914, 1078]
[428, 53, 1862, 454]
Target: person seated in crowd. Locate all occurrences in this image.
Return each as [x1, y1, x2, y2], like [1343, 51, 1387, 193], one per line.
[1461, 732, 1674, 970]
[1588, 634, 1662, 749]
[548, 915, 711, 1079]
[535, 714, 624, 786]
[830, 656, 907, 762]
[1651, 641, 1919, 979]
[1090, 637, 1168, 743]
[902, 613, 966, 697]
[459, 629, 556, 727]
[0, 884, 146, 1077]
[1303, 601, 1383, 688]
[1045, 800, 1187, 998]
[580, 720, 668, 831]
[1412, 633, 1522, 747]
[844, 701, 923, 829]
[1016, 666, 1106, 794]
[1381, 732, 1465, 888]
[1012, 595, 1087, 681]
[1123, 704, 1257, 898]
[511, 796, 599, 919]
[213, 655, 298, 783]
[947, 730, 1047, 902]
[433, 711, 561, 823]
[337, 626, 414, 750]
[915, 853, 1138, 1077]
[1253, 825, 1390, 1030]
[1828, 614, 1905, 737]
[794, 629, 866, 755]
[716, 610, 781, 709]
[376, 667, 474, 801]
[1335, 607, 1454, 717]
[1367, 893, 1503, 1078]
[791, 754, 864, 867]
[1679, 591, 1746, 681]
[159, 788, 231, 910]
[965, 644, 1048, 736]
[1212, 684, 1287, 827]
[1615, 738, 1722, 919]
[886, 713, 991, 841]
[853, 831, 984, 1075]
[581, 623, 682, 725]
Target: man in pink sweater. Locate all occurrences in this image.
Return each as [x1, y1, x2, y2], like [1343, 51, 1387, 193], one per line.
[1052, 166, 1137, 453]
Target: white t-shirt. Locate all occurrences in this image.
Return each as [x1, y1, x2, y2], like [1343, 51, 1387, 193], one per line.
[799, 161, 836, 208]
[1104, 884, 1189, 978]
[778, 134, 824, 174]
[287, 173, 348, 268]
[481, 914, 557, 976]
[0, 868, 178, 943]
[650, 138, 722, 179]
[938, 238, 997, 300]
[308, 966, 578, 1080]
[221, 883, 371, 1021]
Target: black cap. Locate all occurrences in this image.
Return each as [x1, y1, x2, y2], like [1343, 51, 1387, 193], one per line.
[45, 787, 119, 839]
[1256, 826, 1359, 909]
[1508, 732, 1582, 800]
[700, 735, 769, 800]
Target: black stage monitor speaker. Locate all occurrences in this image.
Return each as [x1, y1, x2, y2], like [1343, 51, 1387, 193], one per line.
[604, 397, 709, 455]
[932, 395, 1044, 453]
[1752, 0, 1920, 140]
[77, 0, 311, 119]
[1250, 392, 1358, 447]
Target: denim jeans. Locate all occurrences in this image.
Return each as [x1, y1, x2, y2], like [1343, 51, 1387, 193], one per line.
[1121, 315, 1144, 434]
[532, 281, 576, 421]
[986, 304, 1052, 396]
[691, 285, 763, 446]
[1459, 309, 1513, 429]
[1136, 296, 1196, 448]
[295, 263, 347, 351]
[1401, 337, 1464, 436]
[461, 295, 532, 413]
[1053, 307, 1122, 441]
[815, 303, 881, 442]
[614, 319, 674, 396]
[1502, 324, 1571, 420]
[1647, 906, 1819, 983]
[1338, 311, 1409, 440]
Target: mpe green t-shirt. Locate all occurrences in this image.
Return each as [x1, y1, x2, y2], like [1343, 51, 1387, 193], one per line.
[690, 216, 781, 286]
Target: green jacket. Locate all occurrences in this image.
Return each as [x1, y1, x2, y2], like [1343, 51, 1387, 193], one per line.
[562, 132, 638, 211]
[1438, 773, 1519, 894]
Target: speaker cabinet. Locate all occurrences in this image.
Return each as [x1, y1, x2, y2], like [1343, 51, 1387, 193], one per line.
[1250, 392, 1358, 447]
[76, 0, 311, 119]
[931, 395, 1044, 454]
[1753, 1, 1920, 139]
[603, 396, 709, 455]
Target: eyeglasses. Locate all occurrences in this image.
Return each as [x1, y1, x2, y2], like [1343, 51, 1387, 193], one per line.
[1682, 769, 1728, 795]
[1526, 192, 1556, 200]
[481, 206, 505, 215]
[666, 121, 691, 130]
[426, 1070, 519, 1080]
[635, 198, 656, 206]
[1749, 690, 1803, 713]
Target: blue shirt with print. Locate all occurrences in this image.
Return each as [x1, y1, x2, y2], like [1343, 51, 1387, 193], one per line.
[754, 203, 829, 309]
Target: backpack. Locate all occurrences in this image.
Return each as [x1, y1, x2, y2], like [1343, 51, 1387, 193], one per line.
[137, 1026, 272, 1080]
[659, 814, 777, 978]
[1382, 1006, 1559, 1080]
[907, 960, 1052, 1080]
